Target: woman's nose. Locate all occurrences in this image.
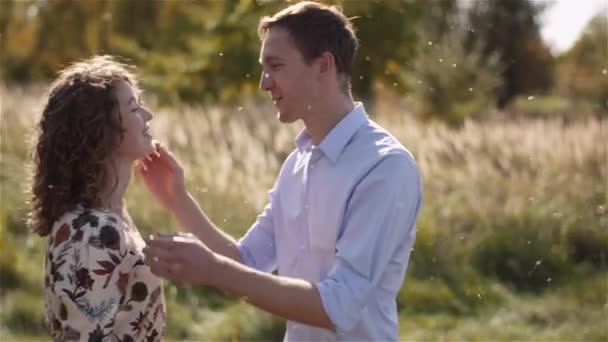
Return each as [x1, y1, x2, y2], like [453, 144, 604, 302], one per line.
[143, 107, 153, 121]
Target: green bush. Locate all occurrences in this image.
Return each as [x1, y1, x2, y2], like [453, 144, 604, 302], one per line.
[407, 219, 457, 282]
[510, 95, 573, 119]
[398, 279, 468, 314]
[472, 213, 572, 292]
[565, 225, 608, 270]
[405, 215, 506, 315]
[0, 212, 22, 293]
[0, 290, 47, 336]
[0, 257, 21, 293]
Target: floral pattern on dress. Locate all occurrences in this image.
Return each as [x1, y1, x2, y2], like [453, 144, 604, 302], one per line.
[44, 207, 165, 342]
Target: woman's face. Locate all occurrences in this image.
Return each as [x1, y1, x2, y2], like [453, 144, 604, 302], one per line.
[113, 80, 155, 161]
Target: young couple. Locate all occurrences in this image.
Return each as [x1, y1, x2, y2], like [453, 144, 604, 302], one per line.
[31, 2, 422, 341]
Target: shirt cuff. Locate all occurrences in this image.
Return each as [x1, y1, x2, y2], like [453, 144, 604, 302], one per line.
[236, 242, 257, 269]
[315, 259, 373, 334]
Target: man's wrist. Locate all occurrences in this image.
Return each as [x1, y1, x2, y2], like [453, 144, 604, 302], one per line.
[207, 252, 232, 288]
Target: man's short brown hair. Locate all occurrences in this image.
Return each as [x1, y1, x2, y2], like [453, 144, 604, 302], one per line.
[258, 1, 359, 87]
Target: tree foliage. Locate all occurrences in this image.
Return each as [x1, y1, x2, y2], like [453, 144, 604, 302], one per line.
[467, 0, 554, 107]
[2, 0, 600, 121]
[403, 25, 503, 126]
[0, 0, 458, 105]
[556, 14, 608, 113]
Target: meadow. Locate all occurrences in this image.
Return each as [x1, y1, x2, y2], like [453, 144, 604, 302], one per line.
[1, 84, 606, 341]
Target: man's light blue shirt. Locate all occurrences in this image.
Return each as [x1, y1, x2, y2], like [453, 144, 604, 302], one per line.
[237, 102, 422, 341]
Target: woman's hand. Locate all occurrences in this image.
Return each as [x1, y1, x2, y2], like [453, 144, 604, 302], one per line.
[137, 141, 187, 211]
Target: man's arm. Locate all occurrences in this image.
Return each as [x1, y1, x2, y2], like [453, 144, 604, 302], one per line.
[315, 155, 422, 333]
[214, 252, 334, 330]
[143, 234, 334, 330]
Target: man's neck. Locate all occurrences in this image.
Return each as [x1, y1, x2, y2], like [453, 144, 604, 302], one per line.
[304, 93, 355, 146]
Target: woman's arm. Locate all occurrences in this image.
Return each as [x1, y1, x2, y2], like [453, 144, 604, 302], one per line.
[49, 213, 125, 340]
[137, 142, 242, 262]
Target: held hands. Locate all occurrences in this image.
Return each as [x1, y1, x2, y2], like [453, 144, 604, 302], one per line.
[137, 141, 187, 211]
[143, 233, 219, 286]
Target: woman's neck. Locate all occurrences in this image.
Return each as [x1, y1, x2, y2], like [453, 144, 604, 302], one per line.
[100, 157, 132, 215]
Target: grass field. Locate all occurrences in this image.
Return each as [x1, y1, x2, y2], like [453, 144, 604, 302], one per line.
[1, 84, 606, 341]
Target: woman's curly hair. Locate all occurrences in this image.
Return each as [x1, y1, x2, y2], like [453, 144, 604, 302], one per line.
[28, 55, 139, 236]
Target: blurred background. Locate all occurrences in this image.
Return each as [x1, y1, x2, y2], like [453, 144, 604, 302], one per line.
[0, 0, 606, 340]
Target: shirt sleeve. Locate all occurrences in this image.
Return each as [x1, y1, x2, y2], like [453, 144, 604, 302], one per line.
[315, 155, 422, 333]
[237, 184, 278, 273]
[52, 215, 129, 340]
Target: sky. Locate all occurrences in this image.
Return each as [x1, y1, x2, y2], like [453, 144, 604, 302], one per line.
[535, 0, 608, 54]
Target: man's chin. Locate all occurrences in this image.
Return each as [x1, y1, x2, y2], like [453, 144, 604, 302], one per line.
[277, 111, 297, 124]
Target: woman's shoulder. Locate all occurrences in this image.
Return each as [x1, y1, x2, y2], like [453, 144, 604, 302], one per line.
[49, 206, 127, 252]
[53, 206, 126, 231]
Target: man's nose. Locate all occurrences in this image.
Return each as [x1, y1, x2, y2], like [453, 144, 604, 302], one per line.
[259, 71, 273, 91]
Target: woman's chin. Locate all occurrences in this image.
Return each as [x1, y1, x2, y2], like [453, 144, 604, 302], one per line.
[143, 134, 156, 150]
[132, 141, 155, 160]
[142, 142, 156, 157]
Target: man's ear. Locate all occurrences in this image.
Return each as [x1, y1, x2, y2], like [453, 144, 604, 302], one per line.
[318, 51, 336, 75]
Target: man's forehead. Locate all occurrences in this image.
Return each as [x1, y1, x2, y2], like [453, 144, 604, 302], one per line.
[260, 27, 296, 60]
[265, 26, 291, 41]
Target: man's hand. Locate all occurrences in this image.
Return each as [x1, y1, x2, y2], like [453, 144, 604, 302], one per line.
[137, 141, 187, 211]
[143, 233, 219, 286]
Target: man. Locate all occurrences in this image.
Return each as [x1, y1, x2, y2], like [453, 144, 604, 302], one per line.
[141, 1, 422, 340]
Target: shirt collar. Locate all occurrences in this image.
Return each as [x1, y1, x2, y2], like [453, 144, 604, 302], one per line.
[295, 102, 368, 163]
[295, 128, 313, 152]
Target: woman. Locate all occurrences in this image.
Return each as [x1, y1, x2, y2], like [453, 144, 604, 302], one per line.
[28, 56, 165, 341]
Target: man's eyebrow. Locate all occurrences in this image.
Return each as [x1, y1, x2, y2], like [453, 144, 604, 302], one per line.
[259, 55, 283, 64]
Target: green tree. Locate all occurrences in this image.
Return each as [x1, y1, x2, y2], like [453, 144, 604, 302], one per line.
[0, 0, 502, 110]
[556, 14, 608, 113]
[342, 0, 457, 107]
[0, 0, 112, 81]
[402, 15, 503, 125]
[467, 0, 554, 107]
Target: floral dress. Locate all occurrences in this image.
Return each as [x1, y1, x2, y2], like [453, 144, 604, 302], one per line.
[44, 206, 165, 341]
